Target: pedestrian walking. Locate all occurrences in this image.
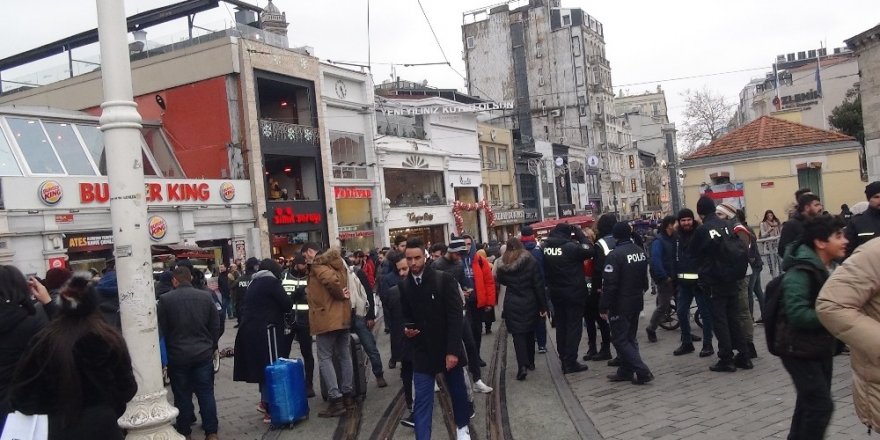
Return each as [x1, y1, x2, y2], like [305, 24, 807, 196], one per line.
[232, 259, 294, 423]
[307, 247, 355, 418]
[673, 209, 715, 357]
[542, 223, 595, 374]
[9, 272, 137, 440]
[601, 222, 654, 385]
[383, 252, 417, 428]
[774, 215, 847, 439]
[817, 237, 880, 435]
[646, 216, 677, 343]
[844, 181, 880, 258]
[693, 196, 752, 372]
[495, 237, 548, 381]
[400, 238, 473, 440]
[158, 266, 223, 439]
[345, 257, 387, 388]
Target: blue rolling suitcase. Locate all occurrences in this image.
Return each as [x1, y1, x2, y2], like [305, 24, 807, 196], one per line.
[265, 325, 309, 428]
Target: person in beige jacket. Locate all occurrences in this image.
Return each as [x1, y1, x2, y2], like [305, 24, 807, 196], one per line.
[307, 247, 353, 418]
[816, 237, 880, 434]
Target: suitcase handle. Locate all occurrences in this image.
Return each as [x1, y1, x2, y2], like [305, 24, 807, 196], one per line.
[267, 324, 278, 363]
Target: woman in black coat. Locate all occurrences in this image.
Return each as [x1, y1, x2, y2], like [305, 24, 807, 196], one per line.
[495, 237, 548, 381]
[232, 259, 293, 413]
[10, 272, 137, 440]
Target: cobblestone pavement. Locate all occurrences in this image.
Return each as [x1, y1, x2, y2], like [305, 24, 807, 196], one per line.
[564, 295, 867, 440]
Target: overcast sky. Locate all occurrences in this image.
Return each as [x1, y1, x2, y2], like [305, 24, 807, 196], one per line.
[1, 0, 876, 129]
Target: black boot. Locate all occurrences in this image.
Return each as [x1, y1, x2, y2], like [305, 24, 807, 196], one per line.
[673, 343, 695, 356]
[709, 359, 736, 372]
[590, 343, 612, 361]
[607, 357, 621, 367]
[562, 361, 589, 374]
[583, 344, 598, 361]
[748, 342, 758, 359]
[734, 353, 754, 370]
[699, 344, 715, 358]
[516, 366, 527, 380]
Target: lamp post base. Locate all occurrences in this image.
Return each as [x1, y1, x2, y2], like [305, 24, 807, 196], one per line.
[119, 389, 183, 440]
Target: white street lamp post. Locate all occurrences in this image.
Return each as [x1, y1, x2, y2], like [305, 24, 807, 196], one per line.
[94, 0, 182, 438]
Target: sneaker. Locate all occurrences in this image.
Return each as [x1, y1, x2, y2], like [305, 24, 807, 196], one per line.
[400, 412, 415, 428]
[699, 346, 715, 358]
[673, 343, 695, 356]
[645, 328, 657, 343]
[456, 426, 472, 440]
[473, 379, 494, 394]
[538, 346, 547, 354]
[262, 413, 271, 424]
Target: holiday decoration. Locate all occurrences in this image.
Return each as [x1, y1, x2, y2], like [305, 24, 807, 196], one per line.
[452, 200, 495, 235]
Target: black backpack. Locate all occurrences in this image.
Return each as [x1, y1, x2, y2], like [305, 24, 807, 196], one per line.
[713, 224, 749, 283]
[763, 265, 834, 358]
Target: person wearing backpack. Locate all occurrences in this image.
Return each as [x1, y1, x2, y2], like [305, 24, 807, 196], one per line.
[773, 215, 847, 439]
[778, 192, 824, 258]
[716, 203, 758, 359]
[692, 196, 752, 372]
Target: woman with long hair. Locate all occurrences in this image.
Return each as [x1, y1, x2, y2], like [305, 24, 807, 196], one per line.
[0, 265, 49, 432]
[494, 237, 547, 381]
[9, 272, 137, 440]
[760, 210, 781, 238]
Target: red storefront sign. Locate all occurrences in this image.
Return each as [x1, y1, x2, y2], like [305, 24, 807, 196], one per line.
[334, 187, 372, 199]
[338, 230, 375, 240]
[272, 207, 322, 225]
[80, 182, 216, 204]
[55, 214, 74, 224]
[47, 257, 67, 270]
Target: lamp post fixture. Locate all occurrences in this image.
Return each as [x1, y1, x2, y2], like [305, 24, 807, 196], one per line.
[94, 0, 182, 438]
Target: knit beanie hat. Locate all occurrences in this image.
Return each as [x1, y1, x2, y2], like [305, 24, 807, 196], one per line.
[612, 221, 632, 241]
[865, 181, 880, 199]
[677, 208, 695, 221]
[696, 196, 716, 216]
[715, 203, 737, 220]
[521, 226, 534, 237]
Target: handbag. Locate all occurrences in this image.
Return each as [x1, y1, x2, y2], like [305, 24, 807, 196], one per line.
[0, 411, 48, 440]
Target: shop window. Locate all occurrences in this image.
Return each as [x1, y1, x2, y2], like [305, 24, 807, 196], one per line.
[384, 169, 444, 207]
[490, 185, 500, 202]
[75, 124, 158, 177]
[376, 112, 425, 139]
[265, 155, 320, 201]
[482, 146, 496, 170]
[257, 77, 314, 127]
[6, 118, 64, 174]
[496, 148, 508, 171]
[501, 185, 512, 204]
[330, 131, 368, 179]
[43, 122, 95, 175]
[0, 129, 21, 176]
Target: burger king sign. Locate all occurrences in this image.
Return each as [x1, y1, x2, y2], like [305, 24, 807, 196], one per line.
[148, 215, 167, 241]
[38, 180, 63, 206]
[219, 182, 236, 202]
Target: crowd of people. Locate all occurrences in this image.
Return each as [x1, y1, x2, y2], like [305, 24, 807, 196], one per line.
[2, 180, 880, 440]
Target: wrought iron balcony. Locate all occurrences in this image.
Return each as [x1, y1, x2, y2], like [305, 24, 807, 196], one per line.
[259, 120, 319, 146]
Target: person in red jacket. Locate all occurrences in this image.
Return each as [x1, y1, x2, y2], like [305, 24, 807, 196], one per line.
[462, 235, 496, 367]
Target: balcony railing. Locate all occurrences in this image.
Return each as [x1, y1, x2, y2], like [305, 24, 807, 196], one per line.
[259, 120, 319, 145]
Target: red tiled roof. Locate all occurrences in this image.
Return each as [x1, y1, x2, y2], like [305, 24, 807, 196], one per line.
[685, 116, 855, 160]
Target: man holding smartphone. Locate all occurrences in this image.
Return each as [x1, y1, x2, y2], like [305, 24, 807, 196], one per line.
[401, 238, 472, 440]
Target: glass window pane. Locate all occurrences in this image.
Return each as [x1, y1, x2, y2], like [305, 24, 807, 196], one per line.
[0, 127, 22, 176]
[43, 122, 95, 175]
[383, 169, 444, 207]
[6, 118, 64, 174]
[142, 127, 181, 177]
[76, 124, 105, 172]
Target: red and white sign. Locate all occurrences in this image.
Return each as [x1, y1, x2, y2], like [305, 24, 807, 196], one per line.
[55, 214, 74, 224]
[338, 230, 375, 240]
[148, 216, 168, 241]
[334, 187, 373, 199]
[761, 181, 775, 189]
[3, 178, 252, 211]
[38, 180, 63, 206]
[47, 257, 67, 270]
[272, 207, 322, 225]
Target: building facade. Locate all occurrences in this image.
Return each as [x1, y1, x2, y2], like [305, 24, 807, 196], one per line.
[462, 0, 615, 218]
[847, 25, 880, 182]
[478, 124, 524, 241]
[682, 116, 863, 227]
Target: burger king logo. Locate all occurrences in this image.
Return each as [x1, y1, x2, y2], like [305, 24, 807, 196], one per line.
[38, 180, 63, 206]
[148, 216, 167, 241]
[219, 182, 236, 202]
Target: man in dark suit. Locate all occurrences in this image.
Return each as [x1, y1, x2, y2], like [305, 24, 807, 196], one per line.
[400, 238, 472, 440]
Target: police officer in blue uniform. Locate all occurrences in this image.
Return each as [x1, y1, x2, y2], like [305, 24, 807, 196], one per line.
[542, 223, 595, 374]
[281, 254, 315, 397]
[601, 222, 654, 385]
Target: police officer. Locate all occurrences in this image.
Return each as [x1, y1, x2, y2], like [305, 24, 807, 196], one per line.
[692, 196, 752, 372]
[845, 181, 880, 258]
[584, 214, 615, 362]
[281, 254, 315, 397]
[600, 222, 654, 385]
[233, 257, 259, 328]
[542, 223, 595, 374]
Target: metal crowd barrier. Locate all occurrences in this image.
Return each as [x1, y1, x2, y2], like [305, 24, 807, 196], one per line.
[757, 236, 782, 278]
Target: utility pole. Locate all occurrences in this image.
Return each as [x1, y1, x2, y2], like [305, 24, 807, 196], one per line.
[663, 125, 682, 213]
[94, 0, 182, 438]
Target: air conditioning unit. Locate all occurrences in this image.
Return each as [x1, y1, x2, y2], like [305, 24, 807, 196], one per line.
[549, 109, 562, 117]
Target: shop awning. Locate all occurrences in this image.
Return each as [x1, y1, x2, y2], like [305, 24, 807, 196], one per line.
[529, 215, 594, 232]
[151, 244, 214, 260]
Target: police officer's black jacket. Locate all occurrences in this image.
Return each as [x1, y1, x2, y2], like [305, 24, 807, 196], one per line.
[282, 269, 309, 324]
[692, 212, 735, 286]
[845, 207, 880, 257]
[675, 227, 700, 284]
[599, 239, 649, 315]
[542, 234, 595, 303]
[591, 235, 617, 295]
[778, 212, 806, 258]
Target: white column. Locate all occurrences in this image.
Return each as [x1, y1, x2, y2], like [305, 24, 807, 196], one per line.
[94, 0, 182, 438]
